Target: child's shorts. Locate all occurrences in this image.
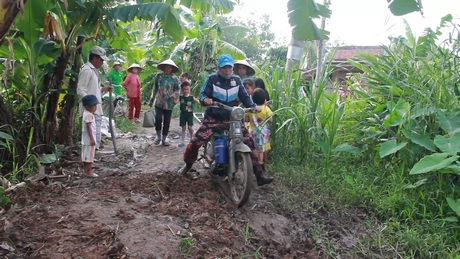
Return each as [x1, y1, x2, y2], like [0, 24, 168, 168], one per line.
[81, 145, 96, 163]
[180, 111, 194, 126]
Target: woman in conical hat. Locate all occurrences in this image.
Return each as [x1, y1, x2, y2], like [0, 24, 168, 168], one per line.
[233, 59, 255, 79]
[127, 63, 143, 72]
[123, 63, 143, 122]
[148, 58, 180, 146]
[157, 59, 179, 73]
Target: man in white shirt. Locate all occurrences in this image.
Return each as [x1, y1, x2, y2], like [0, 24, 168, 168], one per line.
[77, 46, 113, 149]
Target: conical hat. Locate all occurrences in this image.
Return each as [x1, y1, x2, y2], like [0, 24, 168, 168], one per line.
[157, 59, 179, 73]
[233, 60, 255, 76]
[128, 63, 142, 72]
[113, 61, 121, 68]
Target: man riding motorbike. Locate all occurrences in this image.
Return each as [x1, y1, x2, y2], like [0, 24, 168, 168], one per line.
[177, 54, 274, 186]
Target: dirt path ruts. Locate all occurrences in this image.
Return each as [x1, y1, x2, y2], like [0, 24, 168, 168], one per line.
[0, 111, 370, 259]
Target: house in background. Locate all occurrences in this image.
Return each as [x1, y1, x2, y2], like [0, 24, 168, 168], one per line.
[303, 46, 383, 86]
[330, 46, 382, 82]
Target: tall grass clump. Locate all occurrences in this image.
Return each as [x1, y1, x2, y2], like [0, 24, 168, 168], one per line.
[262, 51, 349, 166]
[263, 16, 460, 258]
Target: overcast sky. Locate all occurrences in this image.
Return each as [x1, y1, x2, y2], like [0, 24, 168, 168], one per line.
[234, 0, 460, 46]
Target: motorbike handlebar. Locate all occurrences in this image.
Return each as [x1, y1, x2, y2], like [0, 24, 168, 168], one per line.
[211, 101, 257, 113]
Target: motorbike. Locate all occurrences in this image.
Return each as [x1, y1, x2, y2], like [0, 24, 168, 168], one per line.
[198, 101, 257, 207]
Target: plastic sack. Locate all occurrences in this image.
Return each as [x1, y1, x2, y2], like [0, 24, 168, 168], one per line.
[101, 116, 117, 138]
[143, 110, 155, 127]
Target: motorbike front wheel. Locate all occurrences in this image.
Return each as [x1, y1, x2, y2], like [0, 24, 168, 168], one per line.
[230, 152, 253, 207]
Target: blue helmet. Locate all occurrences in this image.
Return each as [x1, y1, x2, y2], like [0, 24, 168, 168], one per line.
[218, 54, 234, 68]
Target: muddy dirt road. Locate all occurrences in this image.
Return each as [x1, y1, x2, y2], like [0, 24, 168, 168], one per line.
[0, 114, 372, 258]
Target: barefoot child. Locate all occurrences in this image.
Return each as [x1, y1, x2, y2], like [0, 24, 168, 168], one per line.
[178, 81, 200, 147]
[245, 88, 273, 167]
[81, 95, 100, 178]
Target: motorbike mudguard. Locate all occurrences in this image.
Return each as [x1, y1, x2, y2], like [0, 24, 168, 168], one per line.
[231, 141, 251, 153]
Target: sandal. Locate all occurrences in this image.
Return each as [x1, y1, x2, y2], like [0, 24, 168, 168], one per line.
[85, 173, 99, 178]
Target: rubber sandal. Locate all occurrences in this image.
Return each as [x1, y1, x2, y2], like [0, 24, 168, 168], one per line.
[86, 173, 99, 178]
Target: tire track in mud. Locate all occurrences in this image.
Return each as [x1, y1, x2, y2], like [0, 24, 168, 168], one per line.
[0, 116, 371, 258]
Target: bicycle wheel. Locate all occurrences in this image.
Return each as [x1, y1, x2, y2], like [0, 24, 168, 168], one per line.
[114, 98, 127, 117]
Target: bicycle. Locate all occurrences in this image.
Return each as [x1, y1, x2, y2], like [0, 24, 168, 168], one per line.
[102, 94, 129, 118]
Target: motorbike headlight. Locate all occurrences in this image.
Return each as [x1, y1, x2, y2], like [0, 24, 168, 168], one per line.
[231, 107, 245, 121]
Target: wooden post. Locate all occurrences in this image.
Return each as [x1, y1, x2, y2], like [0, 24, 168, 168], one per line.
[108, 79, 117, 154]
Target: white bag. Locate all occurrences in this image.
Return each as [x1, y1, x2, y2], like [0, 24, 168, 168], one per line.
[101, 116, 117, 138]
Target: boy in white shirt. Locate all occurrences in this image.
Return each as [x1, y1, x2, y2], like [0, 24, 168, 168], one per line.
[81, 95, 99, 178]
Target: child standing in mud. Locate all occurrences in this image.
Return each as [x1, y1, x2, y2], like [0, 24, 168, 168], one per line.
[178, 81, 200, 147]
[81, 95, 99, 178]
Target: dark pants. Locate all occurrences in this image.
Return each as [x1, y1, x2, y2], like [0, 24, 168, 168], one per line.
[183, 115, 261, 166]
[155, 106, 172, 136]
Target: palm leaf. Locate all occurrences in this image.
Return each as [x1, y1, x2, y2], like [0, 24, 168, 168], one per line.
[111, 3, 184, 42]
[169, 38, 198, 60]
[287, 0, 330, 41]
[218, 41, 245, 60]
[221, 25, 260, 46]
[180, 0, 236, 14]
[387, 0, 422, 16]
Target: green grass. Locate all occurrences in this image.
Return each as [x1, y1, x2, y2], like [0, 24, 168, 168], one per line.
[260, 25, 460, 258]
[179, 238, 195, 257]
[268, 154, 460, 258]
[114, 117, 138, 133]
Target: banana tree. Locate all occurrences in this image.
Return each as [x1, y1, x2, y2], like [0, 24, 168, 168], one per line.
[0, 0, 240, 172]
[285, 0, 424, 86]
[0, 0, 27, 45]
[169, 9, 246, 86]
[38, 0, 239, 147]
[128, 0, 241, 98]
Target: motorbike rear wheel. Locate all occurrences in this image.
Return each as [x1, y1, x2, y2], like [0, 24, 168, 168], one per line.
[230, 152, 253, 207]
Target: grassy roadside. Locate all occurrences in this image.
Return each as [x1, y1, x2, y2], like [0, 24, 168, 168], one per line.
[268, 154, 460, 258]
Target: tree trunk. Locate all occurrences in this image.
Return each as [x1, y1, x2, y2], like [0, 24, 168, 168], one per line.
[43, 54, 69, 153]
[315, 0, 330, 89]
[0, 0, 28, 46]
[315, 39, 324, 88]
[285, 36, 304, 72]
[58, 36, 84, 145]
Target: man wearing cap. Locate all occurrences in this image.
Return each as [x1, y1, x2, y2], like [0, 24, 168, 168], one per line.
[177, 54, 274, 186]
[77, 45, 113, 149]
[107, 61, 125, 107]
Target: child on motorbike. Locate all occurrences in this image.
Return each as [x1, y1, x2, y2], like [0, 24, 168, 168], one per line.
[254, 78, 271, 106]
[246, 88, 273, 167]
[243, 78, 256, 95]
[178, 81, 200, 147]
[177, 54, 274, 186]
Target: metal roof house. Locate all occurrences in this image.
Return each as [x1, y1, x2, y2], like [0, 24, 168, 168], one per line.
[330, 46, 382, 82]
[303, 46, 383, 84]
